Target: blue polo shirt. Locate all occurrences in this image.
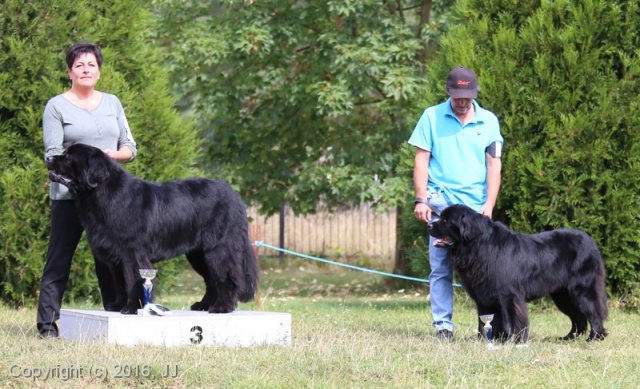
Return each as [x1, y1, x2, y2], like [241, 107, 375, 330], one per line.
[408, 99, 503, 210]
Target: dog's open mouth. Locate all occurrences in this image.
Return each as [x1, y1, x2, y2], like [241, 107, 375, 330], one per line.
[48, 171, 72, 187]
[433, 237, 455, 247]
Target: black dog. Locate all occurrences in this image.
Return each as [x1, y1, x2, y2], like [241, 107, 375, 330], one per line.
[46, 143, 259, 314]
[429, 204, 608, 342]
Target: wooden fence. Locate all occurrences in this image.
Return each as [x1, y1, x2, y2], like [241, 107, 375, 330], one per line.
[248, 203, 397, 266]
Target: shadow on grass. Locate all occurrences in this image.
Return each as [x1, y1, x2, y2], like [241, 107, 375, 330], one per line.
[0, 322, 37, 339]
[340, 299, 427, 311]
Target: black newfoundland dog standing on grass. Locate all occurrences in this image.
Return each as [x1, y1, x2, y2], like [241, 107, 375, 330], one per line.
[429, 204, 608, 342]
[46, 143, 259, 315]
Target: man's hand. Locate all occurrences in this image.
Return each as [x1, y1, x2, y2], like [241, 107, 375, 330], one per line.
[479, 204, 494, 219]
[414, 202, 432, 223]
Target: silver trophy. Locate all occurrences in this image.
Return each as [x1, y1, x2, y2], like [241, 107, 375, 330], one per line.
[138, 269, 171, 316]
[479, 314, 497, 349]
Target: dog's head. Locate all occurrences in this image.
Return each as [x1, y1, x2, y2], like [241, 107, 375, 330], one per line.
[46, 144, 114, 194]
[428, 204, 489, 246]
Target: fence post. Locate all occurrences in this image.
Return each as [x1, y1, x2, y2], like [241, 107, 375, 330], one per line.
[279, 201, 286, 259]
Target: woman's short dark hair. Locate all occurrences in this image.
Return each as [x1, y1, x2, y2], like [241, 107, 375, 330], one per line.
[65, 42, 104, 69]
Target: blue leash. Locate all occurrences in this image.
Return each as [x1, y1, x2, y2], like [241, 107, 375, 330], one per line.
[254, 241, 463, 288]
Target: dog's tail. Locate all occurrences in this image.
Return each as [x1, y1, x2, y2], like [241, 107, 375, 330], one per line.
[238, 235, 259, 302]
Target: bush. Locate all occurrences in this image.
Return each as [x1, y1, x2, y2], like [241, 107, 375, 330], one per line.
[0, 0, 202, 306]
[401, 0, 640, 297]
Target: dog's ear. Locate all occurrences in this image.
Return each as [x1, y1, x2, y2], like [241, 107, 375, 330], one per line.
[78, 153, 111, 191]
[457, 212, 486, 242]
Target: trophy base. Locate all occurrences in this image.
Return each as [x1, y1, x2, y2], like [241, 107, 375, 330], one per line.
[59, 309, 291, 347]
[138, 304, 172, 316]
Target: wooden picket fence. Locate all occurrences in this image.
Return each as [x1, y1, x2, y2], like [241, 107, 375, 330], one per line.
[248, 203, 397, 266]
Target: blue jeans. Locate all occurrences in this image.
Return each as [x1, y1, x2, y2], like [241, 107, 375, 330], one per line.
[426, 190, 454, 333]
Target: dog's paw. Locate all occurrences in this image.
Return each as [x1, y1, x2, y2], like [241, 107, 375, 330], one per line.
[104, 302, 125, 312]
[561, 329, 588, 341]
[587, 330, 608, 342]
[190, 301, 207, 311]
[208, 305, 235, 314]
[120, 305, 139, 315]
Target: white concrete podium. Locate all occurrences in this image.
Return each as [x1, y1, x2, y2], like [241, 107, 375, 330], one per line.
[59, 309, 291, 347]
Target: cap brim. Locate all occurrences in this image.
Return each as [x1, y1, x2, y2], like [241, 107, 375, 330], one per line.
[448, 89, 477, 99]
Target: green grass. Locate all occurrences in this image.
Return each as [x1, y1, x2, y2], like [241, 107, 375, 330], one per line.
[1, 258, 639, 388]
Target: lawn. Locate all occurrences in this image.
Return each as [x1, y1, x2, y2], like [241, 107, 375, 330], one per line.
[1, 257, 638, 388]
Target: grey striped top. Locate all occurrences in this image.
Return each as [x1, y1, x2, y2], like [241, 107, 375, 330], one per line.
[42, 92, 137, 200]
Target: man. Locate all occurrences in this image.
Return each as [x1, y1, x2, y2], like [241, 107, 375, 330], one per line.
[408, 66, 503, 341]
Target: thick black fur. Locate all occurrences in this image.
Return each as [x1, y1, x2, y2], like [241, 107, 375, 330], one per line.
[46, 143, 259, 314]
[429, 204, 608, 342]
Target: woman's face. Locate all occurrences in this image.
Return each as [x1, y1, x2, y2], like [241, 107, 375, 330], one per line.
[67, 52, 100, 89]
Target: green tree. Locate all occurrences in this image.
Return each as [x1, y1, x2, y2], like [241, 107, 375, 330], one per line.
[408, 0, 640, 296]
[153, 0, 453, 215]
[0, 0, 202, 306]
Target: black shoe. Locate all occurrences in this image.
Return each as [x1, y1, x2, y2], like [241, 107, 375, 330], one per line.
[38, 328, 59, 339]
[436, 329, 453, 342]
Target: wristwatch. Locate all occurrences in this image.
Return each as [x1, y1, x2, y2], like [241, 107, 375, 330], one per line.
[414, 197, 429, 205]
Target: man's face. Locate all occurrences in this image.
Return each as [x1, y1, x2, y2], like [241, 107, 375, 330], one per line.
[451, 98, 472, 116]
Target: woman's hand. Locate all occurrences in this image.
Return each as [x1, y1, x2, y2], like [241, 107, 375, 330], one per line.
[103, 146, 133, 163]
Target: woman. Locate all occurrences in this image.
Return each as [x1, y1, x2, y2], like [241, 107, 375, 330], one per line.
[37, 42, 137, 338]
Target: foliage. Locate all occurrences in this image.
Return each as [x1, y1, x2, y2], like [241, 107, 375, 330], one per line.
[153, 0, 454, 215]
[392, 144, 431, 277]
[406, 0, 640, 294]
[0, 0, 202, 306]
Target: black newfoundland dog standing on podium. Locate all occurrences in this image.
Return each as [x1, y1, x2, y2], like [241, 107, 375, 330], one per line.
[46, 143, 258, 314]
[429, 204, 608, 342]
